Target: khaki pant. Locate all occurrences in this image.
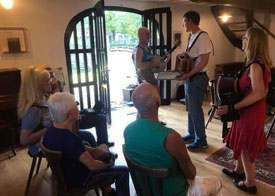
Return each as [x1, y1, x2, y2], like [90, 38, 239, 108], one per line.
[187, 176, 223, 196]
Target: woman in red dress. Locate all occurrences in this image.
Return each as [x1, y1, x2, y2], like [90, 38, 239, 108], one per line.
[217, 27, 272, 194]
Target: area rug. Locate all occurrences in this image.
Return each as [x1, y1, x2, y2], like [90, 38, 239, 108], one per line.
[205, 115, 275, 187]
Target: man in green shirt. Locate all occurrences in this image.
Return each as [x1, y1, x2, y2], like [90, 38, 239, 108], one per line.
[124, 83, 222, 196]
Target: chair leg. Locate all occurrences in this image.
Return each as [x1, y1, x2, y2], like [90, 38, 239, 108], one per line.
[25, 157, 37, 195]
[205, 106, 216, 128]
[9, 127, 16, 157]
[266, 115, 275, 139]
[36, 157, 42, 175]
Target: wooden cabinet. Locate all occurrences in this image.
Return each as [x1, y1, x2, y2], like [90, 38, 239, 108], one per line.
[215, 62, 244, 78]
[0, 68, 21, 147]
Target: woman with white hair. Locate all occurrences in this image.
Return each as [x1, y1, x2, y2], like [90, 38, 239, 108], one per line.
[43, 92, 129, 196]
[18, 66, 53, 156]
[18, 65, 96, 156]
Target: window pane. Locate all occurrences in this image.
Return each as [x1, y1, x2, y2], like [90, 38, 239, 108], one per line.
[70, 54, 78, 84]
[82, 86, 88, 108]
[74, 87, 80, 106]
[76, 21, 83, 49]
[84, 17, 91, 49]
[79, 53, 86, 83]
[162, 13, 167, 46]
[69, 31, 75, 50]
[93, 18, 97, 65]
[87, 53, 93, 81]
[89, 85, 95, 107]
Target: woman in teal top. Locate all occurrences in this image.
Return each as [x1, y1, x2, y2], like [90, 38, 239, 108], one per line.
[124, 118, 189, 196]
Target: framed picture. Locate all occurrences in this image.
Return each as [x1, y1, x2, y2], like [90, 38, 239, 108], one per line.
[0, 27, 26, 53]
[174, 32, 182, 47]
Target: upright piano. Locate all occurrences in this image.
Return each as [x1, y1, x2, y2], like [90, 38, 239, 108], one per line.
[0, 68, 21, 153]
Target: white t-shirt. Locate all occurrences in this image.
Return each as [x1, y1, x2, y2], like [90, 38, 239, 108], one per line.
[187, 30, 212, 72]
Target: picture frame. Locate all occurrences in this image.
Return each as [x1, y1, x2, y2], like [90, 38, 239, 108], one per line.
[0, 27, 26, 54]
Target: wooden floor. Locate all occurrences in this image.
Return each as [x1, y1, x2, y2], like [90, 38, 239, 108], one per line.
[0, 100, 274, 196]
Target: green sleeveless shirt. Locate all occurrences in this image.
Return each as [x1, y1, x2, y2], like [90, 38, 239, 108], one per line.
[124, 118, 189, 196]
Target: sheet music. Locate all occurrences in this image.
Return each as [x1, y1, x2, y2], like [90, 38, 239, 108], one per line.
[157, 71, 183, 80]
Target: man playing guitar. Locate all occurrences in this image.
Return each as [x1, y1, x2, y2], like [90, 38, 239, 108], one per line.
[134, 27, 171, 93]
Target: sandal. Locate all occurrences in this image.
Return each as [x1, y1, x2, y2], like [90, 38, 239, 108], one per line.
[222, 168, 245, 180]
[233, 179, 257, 194]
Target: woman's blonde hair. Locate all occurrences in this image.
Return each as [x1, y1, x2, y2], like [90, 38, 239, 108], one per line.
[245, 27, 273, 68]
[17, 65, 50, 119]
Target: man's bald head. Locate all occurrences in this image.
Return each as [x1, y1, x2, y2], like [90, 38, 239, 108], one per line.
[132, 83, 160, 115]
[138, 27, 150, 44]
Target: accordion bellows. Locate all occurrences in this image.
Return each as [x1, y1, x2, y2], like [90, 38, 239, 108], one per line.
[175, 53, 194, 73]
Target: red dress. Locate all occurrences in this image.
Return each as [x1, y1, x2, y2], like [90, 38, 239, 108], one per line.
[224, 64, 271, 162]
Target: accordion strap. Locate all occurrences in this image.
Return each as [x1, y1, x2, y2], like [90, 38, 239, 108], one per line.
[237, 60, 265, 95]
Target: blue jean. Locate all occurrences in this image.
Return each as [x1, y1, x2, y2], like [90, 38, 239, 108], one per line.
[184, 73, 209, 143]
[87, 165, 130, 196]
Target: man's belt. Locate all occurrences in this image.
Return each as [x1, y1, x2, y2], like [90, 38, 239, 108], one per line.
[189, 72, 207, 82]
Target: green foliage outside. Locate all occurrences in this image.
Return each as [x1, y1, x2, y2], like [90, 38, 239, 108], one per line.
[105, 11, 141, 48]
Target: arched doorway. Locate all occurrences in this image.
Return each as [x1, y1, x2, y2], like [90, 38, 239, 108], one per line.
[64, 4, 171, 123]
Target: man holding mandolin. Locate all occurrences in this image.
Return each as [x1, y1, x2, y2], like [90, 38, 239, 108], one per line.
[134, 27, 171, 93]
[177, 10, 212, 151]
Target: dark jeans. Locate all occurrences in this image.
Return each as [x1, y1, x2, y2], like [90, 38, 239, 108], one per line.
[79, 114, 108, 145]
[87, 166, 130, 196]
[76, 130, 97, 147]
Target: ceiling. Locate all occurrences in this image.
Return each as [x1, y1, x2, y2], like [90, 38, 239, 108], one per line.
[133, 0, 275, 14]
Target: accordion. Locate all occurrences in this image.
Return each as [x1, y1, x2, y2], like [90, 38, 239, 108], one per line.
[217, 74, 242, 122]
[175, 53, 194, 73]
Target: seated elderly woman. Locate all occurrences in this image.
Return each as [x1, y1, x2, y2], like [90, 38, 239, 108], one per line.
[18, 65, 96, 156]
[43, 92, 129, 196]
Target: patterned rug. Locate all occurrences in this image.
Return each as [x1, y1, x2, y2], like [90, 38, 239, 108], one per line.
[205, 115, 275, 187]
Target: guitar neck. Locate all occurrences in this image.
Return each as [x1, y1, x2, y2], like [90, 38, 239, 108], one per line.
[161, 41, 181, 61]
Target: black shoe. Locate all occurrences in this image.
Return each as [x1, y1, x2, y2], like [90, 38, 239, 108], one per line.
[160, 121, 166, 126]
[187, 141, 208, 151]
[233, 179, 257, 194]
[107, 142, 115, 147]
[182, 135, 195, 143]
[222, 168, 245, 180]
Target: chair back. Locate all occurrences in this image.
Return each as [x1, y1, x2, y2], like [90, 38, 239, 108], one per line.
[122, 145, 168, 196]
[209, 79, 218, 106]
[40, 141, 70, 193]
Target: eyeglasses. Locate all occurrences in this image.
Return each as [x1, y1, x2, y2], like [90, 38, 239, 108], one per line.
[44, 78, 53, 84]
[242, 36, 248, 41]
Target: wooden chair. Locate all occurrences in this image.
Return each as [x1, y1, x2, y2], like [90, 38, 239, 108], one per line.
[205, 79, 219, 128]
[122, 145, 168, 196]
[40, 141, 112, 196]
[24, 150, 46, 195]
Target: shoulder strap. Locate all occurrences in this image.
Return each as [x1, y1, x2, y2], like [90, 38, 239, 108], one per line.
[237, 60, 265, 94]
[186, 31, 206, 52]
[32, 103, 49, 109]
[186, 31, 214, 56]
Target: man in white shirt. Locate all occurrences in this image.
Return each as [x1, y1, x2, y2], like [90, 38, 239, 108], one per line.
[177, 10, 212, 151]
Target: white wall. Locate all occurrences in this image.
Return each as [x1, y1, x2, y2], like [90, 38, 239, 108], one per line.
[235, 13, 275, 65]
[0, 0, 103, 91]
[169, 3, 237, 97]
[0, 0, 273, 98]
